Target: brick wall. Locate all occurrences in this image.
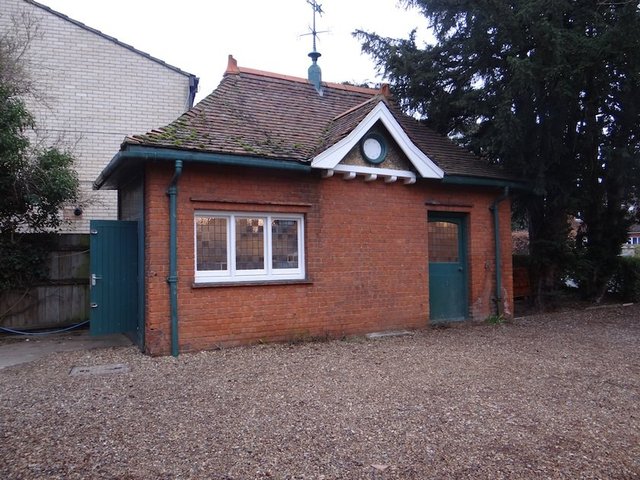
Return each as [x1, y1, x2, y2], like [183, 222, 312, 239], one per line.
[0, 0, 194, 233]
[143, 163, 514, 355]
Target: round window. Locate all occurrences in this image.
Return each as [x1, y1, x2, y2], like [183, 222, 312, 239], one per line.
[360, 132, 387, 165]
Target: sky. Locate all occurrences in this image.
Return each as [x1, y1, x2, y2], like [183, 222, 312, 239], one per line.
[40, 0, 432, 102]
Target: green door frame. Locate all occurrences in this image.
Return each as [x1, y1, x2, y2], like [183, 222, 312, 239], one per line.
[428, 212, 469, 322]
[135, 218, 145, 348]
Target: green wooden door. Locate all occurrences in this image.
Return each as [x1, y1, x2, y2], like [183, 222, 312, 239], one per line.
[90, 220, 138, 335]
[428, 215, 468, 322]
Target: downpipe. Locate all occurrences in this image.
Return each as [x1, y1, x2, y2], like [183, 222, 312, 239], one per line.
[490, 187, 510, 316]
[167, 160, 183, 357]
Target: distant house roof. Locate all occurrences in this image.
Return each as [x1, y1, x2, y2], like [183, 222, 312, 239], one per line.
[98, 56, 521, 189]
[630, 224, 640, 234]
[26, 0, 198, 81]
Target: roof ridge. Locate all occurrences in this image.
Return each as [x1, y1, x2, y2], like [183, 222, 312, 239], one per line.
[238, 67, 380, 95]
[333, 96, 385, 121]
[223, 55, 381, 95]
[24, 0, 197, 79]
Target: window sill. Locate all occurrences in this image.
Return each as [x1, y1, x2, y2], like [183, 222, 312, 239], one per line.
[192, 278, 313, 289]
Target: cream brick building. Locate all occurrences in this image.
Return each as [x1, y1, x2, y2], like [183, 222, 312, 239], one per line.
[0, 0, 198, 233]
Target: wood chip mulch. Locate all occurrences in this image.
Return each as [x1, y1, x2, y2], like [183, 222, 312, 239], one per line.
[1, 305, 639, 479]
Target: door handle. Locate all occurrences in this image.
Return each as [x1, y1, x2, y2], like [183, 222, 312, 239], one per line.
[91, 274, 102, 286]
[90, 303, 98, 308]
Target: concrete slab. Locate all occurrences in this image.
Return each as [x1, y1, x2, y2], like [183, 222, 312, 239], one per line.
[0, 330, 132, 369]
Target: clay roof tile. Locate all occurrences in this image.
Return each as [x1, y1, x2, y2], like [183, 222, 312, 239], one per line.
[126, 58, 513, 180]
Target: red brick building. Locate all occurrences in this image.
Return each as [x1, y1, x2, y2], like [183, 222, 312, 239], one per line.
[94, 56, 523, 356]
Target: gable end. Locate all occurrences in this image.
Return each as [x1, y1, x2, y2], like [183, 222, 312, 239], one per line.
[311, 102, 444, 181]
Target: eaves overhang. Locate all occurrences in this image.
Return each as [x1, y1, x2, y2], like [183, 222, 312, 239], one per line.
[94, 145, 311, 190]
[441, 174, 531, 190]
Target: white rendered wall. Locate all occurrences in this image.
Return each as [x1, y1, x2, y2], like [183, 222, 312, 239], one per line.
[0, 0, 195, 232]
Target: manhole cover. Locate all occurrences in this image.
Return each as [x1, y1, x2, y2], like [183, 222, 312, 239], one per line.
[69, 363, 129, 376]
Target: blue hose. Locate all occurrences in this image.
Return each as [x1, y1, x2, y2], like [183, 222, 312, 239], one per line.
[0, 320, 89, 336]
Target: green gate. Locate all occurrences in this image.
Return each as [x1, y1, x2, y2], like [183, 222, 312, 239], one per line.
[428, 214, 468, 322]
[90, 220, 138, 336]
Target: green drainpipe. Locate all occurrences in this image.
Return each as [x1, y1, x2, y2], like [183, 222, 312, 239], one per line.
[490, 187, 510, 316]
[167, 160, 183, 357]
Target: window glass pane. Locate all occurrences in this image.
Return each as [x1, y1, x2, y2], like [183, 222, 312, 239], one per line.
[235, 217, 264, 270]
[429, 221, 459, 262]
[196, 217, 227, 270]
[272, 219, 299, 269]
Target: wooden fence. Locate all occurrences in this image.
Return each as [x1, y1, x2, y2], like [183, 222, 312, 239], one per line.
[0, 234, 89, 330]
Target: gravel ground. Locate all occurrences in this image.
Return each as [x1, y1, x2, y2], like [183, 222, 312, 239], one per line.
[1, 306, 639, 479]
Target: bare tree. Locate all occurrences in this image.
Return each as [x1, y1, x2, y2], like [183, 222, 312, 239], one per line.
[0, 10, 42, 98]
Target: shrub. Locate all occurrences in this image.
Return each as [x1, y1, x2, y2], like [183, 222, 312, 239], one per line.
[0, 234, 53, 293]
[609, 257, 640, 303]
[512, 231, 530, 255]
[485, 314, 506, 325]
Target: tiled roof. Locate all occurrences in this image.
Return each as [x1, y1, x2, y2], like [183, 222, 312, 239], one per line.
[316, 96, 382, 153]
[126, 58, 513, 180]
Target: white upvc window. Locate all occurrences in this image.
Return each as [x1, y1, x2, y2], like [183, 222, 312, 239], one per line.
[194, 211, 305, 283]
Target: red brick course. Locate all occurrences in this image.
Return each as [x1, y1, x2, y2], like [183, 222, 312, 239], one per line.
[143, 163, 513, 355]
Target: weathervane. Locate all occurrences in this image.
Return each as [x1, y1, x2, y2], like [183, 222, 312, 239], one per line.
[306, 0, 325, 57]
[303, 0, 326, 94]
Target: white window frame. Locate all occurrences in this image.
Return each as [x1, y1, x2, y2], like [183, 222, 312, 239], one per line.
[194, 211, 305, 283]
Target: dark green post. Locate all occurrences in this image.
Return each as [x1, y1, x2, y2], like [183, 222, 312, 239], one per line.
[167, 160, 183, 357]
